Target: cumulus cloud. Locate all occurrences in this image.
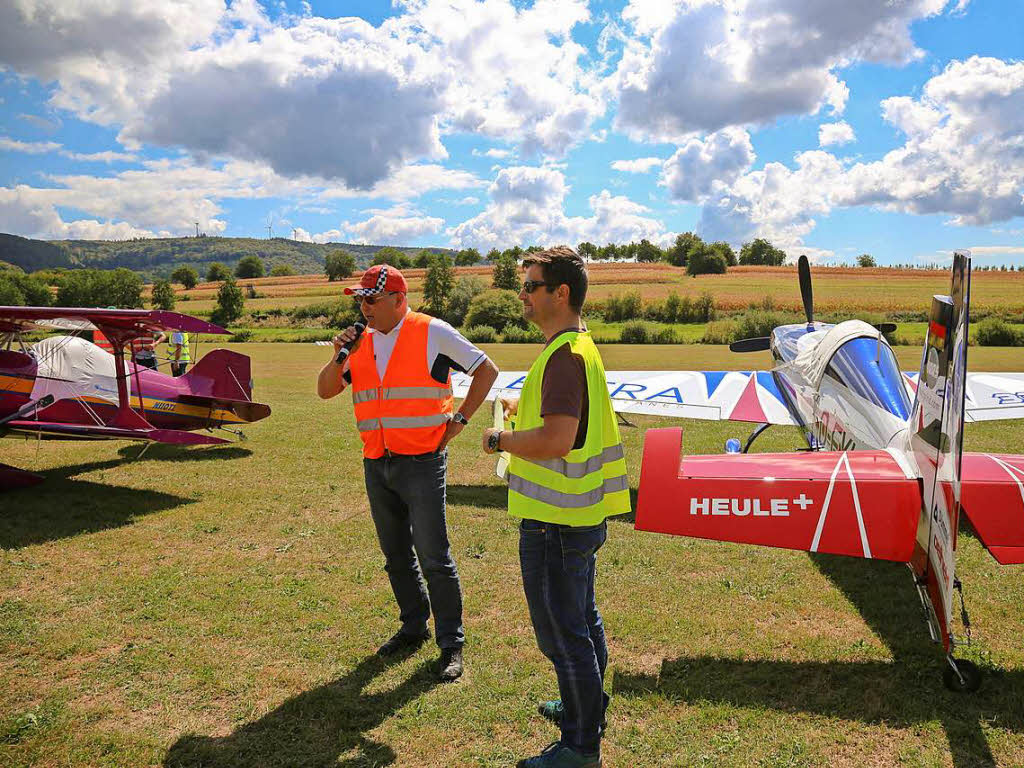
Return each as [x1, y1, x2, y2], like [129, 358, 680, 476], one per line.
[337, 204, 444, 244]
[610, 157, 662, 173]
[818, 121, 856, 147]
[696, 57, 1024, 251]
[661, 128, 754, 202]
[1, 0, 603, 191]
[448, 166, 668, 249]
[0, 137, 62, 154]
[612, 0, 954, 141]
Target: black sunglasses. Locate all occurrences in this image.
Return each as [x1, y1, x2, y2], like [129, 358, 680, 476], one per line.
[355, 291, 399, 306]
[521, 280, 560, 294]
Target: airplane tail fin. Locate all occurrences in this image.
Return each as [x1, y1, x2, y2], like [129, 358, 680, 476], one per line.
[181, 349, 254, 402]
[908, 250, 971, 648]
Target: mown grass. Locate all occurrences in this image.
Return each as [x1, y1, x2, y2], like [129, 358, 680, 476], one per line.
[2, 342, 1024, 767]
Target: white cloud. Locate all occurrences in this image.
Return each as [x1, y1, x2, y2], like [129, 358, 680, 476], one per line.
[612, 0, 954, 142]
[473, 148, 513, 159]
[337, 204, 444, 245]
[818, 121, 856, 147]
[0, 137, 62, 154]
[696, 57, 1024, 252]
[610, 157, 662, 173]
[661, 128, 754, 202]
[448, 165, 668, 249]
[967, 245, 1024, 257]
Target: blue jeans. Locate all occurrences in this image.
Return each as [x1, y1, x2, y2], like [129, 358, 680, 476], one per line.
[520, 518, 609, 755]
[363, 451, 464, 649]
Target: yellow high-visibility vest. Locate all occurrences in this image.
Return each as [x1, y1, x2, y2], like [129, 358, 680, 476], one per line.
[508, 331, 631, 525]
[173, 332, 191, 363]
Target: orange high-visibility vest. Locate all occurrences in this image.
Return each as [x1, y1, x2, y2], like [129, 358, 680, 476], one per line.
[349, 311, 454, 459]
[93, 329, 114, 353]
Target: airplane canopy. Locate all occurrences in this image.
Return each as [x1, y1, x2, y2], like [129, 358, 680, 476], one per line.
[30, 335, 120, 407]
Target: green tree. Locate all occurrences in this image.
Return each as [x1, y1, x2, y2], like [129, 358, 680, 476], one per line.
[372, 247, 411, 269]
[485, 248, 502, 263]
[665, 232, 704, 267]
[0, 272, 52, 306]
[739, 238, 787, 266]
[454, 248, 481, 266]
[443, 276, 487, 326]
[686, 245, 728, 276]
[235, 255, 265, 279]
[325, 249, 357, 281]
[413, 250, 435, 269]
[857, 253, 877, 268]
[634, 239, 663, 263]
[708, 241, 737, 266]
[206, 262, 230, 282]
[491, 252, 520, 291]
[171, 265, 199, 289]
[465, 289, 526, 332]
[211, 277, 244, 327]
[56, 268, 142, 308]
[270, 263, 296, 277]
[577, 242, 599, 261]
[151, 279, 176, 310]
[423, 253, 455, 316]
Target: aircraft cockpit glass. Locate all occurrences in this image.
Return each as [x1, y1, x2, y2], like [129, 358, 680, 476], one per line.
[824, 337, 911, 419]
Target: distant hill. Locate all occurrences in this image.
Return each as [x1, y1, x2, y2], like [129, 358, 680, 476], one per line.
[0, 233, 452, 280]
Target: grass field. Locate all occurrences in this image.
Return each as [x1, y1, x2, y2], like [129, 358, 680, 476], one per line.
[3, 342, 1024, 767]
[160, 264, 1024, 319]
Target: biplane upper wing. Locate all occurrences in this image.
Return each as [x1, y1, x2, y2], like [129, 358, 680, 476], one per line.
[902, 371, 1024, 422]
[635, 427, 921, 562]
[0, 306, 228, 337]
[452, 370, 797, 426]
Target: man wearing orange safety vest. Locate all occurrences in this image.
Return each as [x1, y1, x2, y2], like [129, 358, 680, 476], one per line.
[317, 264, 498, 682]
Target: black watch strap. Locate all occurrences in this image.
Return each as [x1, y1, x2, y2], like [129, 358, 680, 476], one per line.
[453, 412, 469, 426]
[488, 430, 502, 452]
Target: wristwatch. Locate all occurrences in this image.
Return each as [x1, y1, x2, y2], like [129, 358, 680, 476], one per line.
[487, 430, 502, 453]
[452, 412, 469, 426]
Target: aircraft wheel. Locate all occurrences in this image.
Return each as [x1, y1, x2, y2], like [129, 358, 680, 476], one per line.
[943, 659, 982, 692]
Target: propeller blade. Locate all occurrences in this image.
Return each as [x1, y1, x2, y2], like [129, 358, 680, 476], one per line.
[874, 322, 897, 334]
[798, 254, 814, 324]
[729, 337, 771, 353]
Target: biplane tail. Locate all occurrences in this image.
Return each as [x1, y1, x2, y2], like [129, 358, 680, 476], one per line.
[178, 349, 270, 423]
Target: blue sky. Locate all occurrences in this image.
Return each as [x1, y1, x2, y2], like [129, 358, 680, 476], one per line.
[1, 0, 1022, 266]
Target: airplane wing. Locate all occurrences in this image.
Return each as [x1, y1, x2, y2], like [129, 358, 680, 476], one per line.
[903, 371, 1024, 422]
[635, 427, 921, 562]
[2, 419, 229, 445]
[452, 370, 797, 426]
[0, 306, 228, 337]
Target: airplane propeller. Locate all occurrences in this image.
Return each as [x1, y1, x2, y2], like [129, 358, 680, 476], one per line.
[798, 254, 814, 326]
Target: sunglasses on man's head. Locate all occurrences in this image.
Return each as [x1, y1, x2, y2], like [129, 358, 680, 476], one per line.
[521, 280, 559, 294]
[355, 291, 398, 306]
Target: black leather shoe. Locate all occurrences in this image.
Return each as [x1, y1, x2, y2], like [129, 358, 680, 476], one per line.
[377, 629, 430, 657]
[438, 647, 463, 682]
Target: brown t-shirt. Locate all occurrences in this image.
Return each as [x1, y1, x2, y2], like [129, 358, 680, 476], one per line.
[540, 328, 588, 450]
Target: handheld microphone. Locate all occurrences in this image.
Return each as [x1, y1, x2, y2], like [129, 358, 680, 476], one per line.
[335, 322, 366, 364]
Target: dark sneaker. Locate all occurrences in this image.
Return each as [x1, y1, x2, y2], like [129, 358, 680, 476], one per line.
[537, 699, 607, 734]
[516, 742, 601, 768]
[376, 628, 430, 657]
[438, 647, 463, 682]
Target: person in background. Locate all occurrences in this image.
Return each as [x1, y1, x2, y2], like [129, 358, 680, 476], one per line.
[482, 246, 630, 768]
[130, 332, 159, 370]
[317, 264, 499, 682]
[169, 329, 190, 376]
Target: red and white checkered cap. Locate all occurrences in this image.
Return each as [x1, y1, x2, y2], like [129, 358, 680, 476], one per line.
[343, 264, 409, 296]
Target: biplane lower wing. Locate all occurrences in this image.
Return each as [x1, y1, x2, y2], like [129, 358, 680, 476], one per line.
[3, 420, 229, 445]
[453, 370, 797, 426]
[635, 427, 921, 562]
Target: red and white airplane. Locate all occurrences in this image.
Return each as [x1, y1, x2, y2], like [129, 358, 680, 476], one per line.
[459, 251, 1023, 691]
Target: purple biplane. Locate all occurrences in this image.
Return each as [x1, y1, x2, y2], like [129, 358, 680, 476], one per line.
[1, 306, 271, 490]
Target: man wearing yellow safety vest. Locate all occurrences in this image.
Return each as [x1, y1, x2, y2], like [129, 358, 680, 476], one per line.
[317, 264, 498, 683]
[170, 330, 190, 376]
[482, 246, 629, 768]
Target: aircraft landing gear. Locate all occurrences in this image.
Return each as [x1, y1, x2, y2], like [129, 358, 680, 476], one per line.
[219, 426, 247, 441]
[943, 656, 982, 692]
